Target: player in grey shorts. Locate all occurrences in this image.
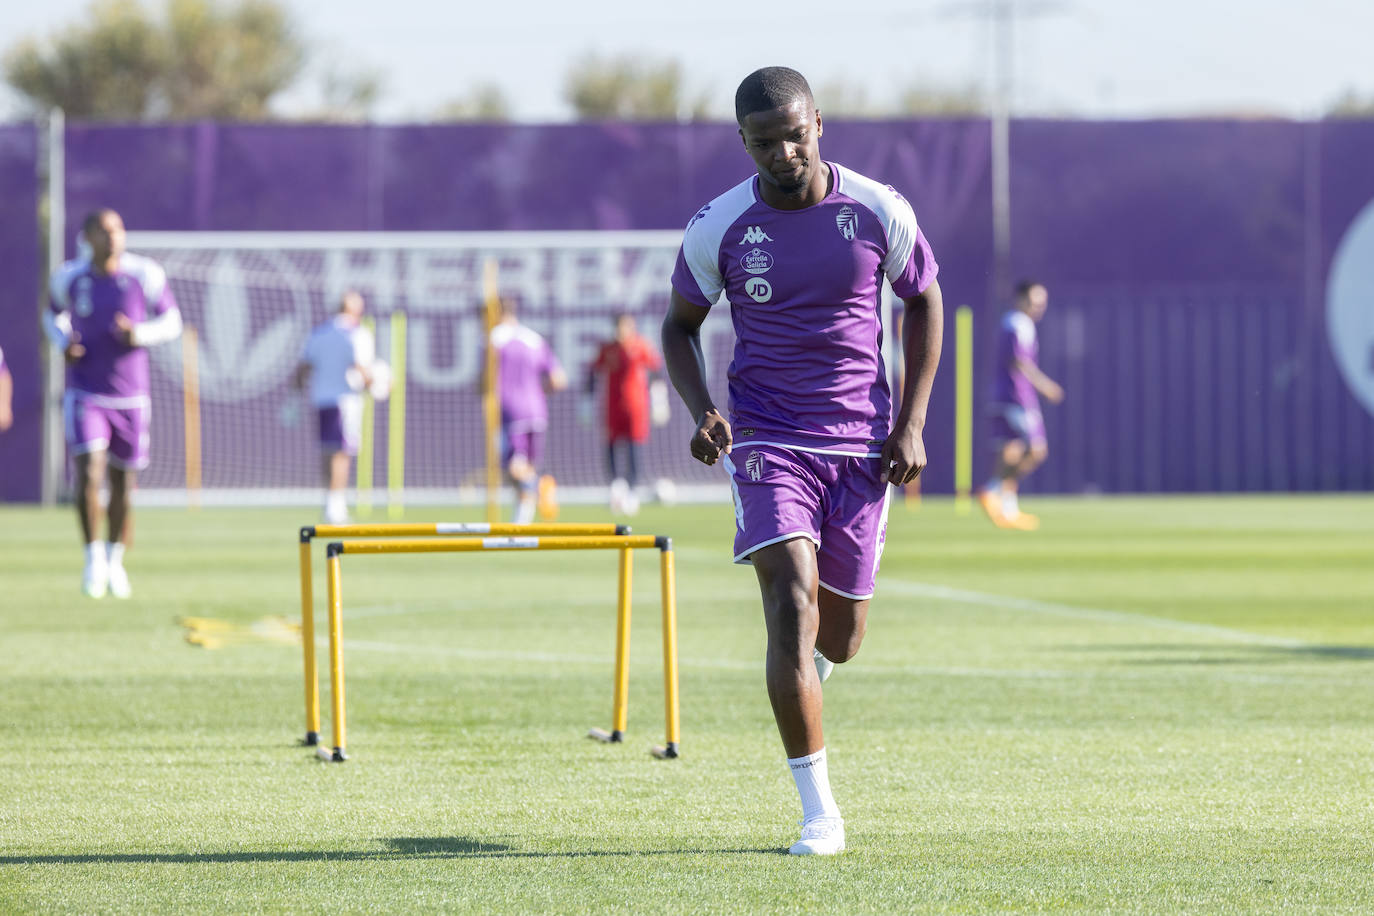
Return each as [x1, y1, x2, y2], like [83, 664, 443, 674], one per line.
[662, 66, 943, 855]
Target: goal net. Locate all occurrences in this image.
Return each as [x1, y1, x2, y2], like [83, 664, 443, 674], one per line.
[130, 231, 742, 507]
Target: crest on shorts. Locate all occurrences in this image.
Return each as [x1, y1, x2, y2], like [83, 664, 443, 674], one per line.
[745, 450, 764, 481]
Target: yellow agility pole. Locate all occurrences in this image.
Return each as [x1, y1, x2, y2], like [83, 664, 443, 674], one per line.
[386, 310, 407, 519]
[296, 521, 630, 748]
[653, 545, 681, 759]
[317, 532, 678, 762]
[299, 539, 319, 746]
[954, 305, 974, 515]
[481, 259, 502, 524]
[594, 547, 633, 742]
[181, 325, 202, 508]
[325, 546, 347, 761]
[355, 315, 376, 519]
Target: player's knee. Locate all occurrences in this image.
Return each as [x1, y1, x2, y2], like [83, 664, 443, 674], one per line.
[817, 618, 866, 663]
[1001, 441, 1026, 467]
[1029, 442, 1049, 464]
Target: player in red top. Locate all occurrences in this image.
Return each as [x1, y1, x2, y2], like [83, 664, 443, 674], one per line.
[585, 313, 666, 514]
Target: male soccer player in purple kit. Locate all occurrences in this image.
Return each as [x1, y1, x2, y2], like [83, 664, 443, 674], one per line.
[45, 208, 183, 598]
[662, 67, 943, 855]
[488, 299, 567, 524]
[977, 280, 1064, 531]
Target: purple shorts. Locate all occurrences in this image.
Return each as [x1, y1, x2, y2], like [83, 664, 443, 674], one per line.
[317, 402, 361, 456]
[65, 392, 150, 470]
[725, 443, 892, 601]
[990, 403, 1046, 447]
[503, 427, 545, 467]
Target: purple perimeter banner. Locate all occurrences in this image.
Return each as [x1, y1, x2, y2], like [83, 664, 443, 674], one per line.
[0, 124, 40, 502]
[1, 119, 1370, 501]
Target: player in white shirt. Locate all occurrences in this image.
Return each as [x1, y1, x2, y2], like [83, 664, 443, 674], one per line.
[294, 291, 384, 524]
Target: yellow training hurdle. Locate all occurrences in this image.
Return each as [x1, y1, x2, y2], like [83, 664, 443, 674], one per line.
[298, 523, 679, 762]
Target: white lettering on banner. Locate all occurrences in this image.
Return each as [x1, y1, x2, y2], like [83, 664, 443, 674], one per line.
[323, 248, 397, 310]
[1327, 196, 1374, 418]
[407, 315, 481, 388]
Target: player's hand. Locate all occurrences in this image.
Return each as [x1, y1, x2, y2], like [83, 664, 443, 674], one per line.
[0, 406, 11, 432]
[690, 408, 731, 466]
[880, 422, 927, 486]
[113, 312, 137, 347]
[63, 332, 86, 364]
[1045, 382, 1066, 405]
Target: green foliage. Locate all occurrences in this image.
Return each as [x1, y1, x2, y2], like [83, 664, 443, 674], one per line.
[0, 496, 1371, 912]
[3, 0, 304, 120]
[565, 54, 711, 122]
[435, 84, 512, 123]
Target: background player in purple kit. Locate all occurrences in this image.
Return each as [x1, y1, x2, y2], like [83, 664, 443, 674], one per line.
[44, 208, 183, 599]
[662, 67, 943, 856]
[977, 280, 1064, 531]
[487, 298, 567, 524]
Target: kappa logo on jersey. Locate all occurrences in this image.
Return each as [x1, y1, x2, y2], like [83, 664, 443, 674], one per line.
[687, 205, 711, 229]
[745, 450, 765, 481]
[738, 226, 773, 245]
[744, 277, 772, 303]
[836, 206, 858, 241]
[740, 247, 773, 275]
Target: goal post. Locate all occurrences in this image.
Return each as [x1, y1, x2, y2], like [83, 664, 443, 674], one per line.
[127, 230, 736, 508]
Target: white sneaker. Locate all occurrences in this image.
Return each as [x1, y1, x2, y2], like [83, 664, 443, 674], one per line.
[813, 648, 834, 683]
[82, 562, 108, 599]
[107, 563, 132, 600]
[789, 816, 846, 855]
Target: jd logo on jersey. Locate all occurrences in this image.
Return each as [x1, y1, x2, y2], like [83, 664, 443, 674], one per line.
[744, 277, 772, 303]
[738, 226, 773, 245]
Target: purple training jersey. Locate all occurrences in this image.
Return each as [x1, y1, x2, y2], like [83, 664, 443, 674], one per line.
[490, 322, 562, 433]
[992, 310, 1040, 410]
[49, 253, 179, 403]
[672, 161, 938, 454]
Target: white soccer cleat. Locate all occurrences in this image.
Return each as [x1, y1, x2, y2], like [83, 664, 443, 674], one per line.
[82, 562, 108, 599]
[107, 564, 132, 600]
[813, 648, 834, 683]
[789, 816, 846, 856]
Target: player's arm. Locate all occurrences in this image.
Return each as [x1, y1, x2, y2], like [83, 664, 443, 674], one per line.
[662, 289, 730, 464]
[1013, 357, 1065, 404]
[0, 363, 12, 432]
[44, 270, 84, 362]
[882, 279, 944, 485]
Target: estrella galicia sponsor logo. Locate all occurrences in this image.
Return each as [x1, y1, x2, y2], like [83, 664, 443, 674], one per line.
[836, 205, 858, 241]
[745, 450, 764, 481]
[738, 225, 773, 245]
[740, 247, 773, 275]
[744, 277, 772, 303]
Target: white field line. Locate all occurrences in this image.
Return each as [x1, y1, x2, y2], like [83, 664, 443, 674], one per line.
[881, 579, 1310, 649]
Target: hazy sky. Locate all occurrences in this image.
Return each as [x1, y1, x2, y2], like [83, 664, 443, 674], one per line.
[4, 0, 1372, 121]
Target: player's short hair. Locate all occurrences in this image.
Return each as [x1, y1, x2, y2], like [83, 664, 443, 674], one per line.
[735, 67, 814, 124]
[1014, 279, 1045, 300]
[82, 208, 117, 235]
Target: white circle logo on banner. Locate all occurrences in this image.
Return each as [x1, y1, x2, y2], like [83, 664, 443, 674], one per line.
[1327, 197, 1374, 419]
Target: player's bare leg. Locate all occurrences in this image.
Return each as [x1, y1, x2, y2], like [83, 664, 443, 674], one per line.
[752, 538, 846, 855]
[323, 451, 351, 524]
[507, 454, 537, 524]
[106, 466, 135, 599]
[74, 452, 108, 598]
[1001, 440, 1046, 530]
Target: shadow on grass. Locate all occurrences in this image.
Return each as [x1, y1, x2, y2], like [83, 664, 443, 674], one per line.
[0, 835, 784, 864]
[1067, 643, 1374, 664]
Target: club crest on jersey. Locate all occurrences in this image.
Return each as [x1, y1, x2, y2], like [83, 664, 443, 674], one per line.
[836, 206, 858, 241]
[738, 226, 773, 245]
[744, 277, 772, 303]
[740, 247, 773, 275]
[745, 450, 765, 481]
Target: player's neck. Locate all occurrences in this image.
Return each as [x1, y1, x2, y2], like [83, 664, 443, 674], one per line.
[92, 255, 119, 277]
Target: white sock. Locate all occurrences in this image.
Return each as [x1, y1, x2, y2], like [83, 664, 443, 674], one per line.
[512, 497, 535, 525]
[1002, 488, 1020, 517]
[788, 748, 841, 823]
[85, 542, 106, 569]
[325, 491, 347, 522]
[106, 542, 125, 568]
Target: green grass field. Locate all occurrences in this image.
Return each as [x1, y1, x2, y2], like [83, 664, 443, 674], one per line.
[1, 495, 1371, 913]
